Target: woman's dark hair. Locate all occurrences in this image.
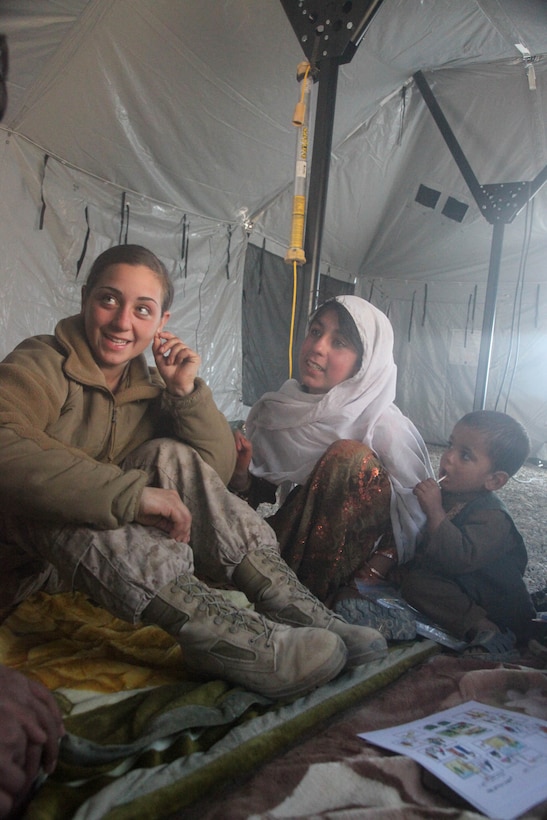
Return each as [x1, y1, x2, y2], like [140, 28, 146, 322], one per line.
[458, 410, 530, 476]
[310, 299, 364, 370]
[85, 245, 174, 313]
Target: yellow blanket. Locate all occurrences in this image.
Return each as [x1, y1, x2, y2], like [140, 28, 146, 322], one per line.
[0, 591, 187, 693]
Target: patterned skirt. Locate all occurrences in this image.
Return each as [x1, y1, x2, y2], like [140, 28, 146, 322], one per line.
[265, 440, 396, 605]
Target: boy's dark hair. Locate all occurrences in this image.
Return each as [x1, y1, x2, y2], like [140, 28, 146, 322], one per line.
[459, 410, 530, 476]
[86, 244, 174, 313]
[310, 299, 364, 370]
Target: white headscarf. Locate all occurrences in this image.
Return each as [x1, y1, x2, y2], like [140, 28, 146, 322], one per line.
[246, 295, 434, 562]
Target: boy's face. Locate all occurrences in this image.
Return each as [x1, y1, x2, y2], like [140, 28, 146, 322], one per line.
[439, 422, 507, 494]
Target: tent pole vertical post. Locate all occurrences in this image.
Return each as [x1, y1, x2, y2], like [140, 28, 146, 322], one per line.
[304, 57, 339, 316]
[473, 221, 505, 410]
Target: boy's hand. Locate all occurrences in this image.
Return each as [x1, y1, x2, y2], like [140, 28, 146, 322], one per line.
[152, 330, 200, 396]
[413, 478, 446, 531]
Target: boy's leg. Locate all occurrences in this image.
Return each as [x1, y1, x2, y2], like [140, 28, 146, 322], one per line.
[400, 568, 488, 640]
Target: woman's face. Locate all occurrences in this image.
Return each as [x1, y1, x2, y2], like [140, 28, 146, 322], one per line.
[298, 308, 360, 394]
[81, 263, 169, 384]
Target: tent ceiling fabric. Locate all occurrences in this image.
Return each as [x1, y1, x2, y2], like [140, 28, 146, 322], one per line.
[6, 0, 547, 227]
[1, 0, 547, 452]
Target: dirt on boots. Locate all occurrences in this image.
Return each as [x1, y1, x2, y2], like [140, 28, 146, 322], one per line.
[233, 548, 388, 668]
[144, 574, 348, 699]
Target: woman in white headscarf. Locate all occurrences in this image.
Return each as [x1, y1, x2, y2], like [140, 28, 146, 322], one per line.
[230, 295, 434, 610]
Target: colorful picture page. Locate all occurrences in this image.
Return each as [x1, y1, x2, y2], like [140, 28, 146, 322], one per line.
[359, 700, 547, 819]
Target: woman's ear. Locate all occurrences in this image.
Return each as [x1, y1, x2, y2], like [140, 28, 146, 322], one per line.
[157, 311, 170, 333]
[485, 471, 509, 491]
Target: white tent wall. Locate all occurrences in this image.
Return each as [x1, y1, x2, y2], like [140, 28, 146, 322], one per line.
[358, 276, 547, 455]
[345, 58, 547, 456]
[0, 135, 248, 418]
[1, 0, 547, 451]
[4, 0, 302, 219]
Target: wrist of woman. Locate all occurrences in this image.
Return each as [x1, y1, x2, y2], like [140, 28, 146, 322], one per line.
[166, 381, 196, 397]
[228, 471, 252, 496]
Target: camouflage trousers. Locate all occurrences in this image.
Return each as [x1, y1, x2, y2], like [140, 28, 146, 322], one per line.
[0, 439, 278, 623]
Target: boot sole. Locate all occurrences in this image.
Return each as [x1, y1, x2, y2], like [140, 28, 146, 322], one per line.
[183, 640, 348, 700]
[263, 640, 348, 699]
[345, 643, 389, 669]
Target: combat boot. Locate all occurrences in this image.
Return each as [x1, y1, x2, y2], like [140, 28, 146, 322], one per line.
[233, 548, 388, 668]
[143, 573, 347, 699]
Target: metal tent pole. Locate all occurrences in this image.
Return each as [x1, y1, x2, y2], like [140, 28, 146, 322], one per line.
[414, 69, 547, 410]
[304, 57, 339, 316]
[279, 1, 387, 346]
[473, 221, 505, 409]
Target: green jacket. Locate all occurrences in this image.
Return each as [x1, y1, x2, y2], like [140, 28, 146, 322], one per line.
[0, 315, 236, 530]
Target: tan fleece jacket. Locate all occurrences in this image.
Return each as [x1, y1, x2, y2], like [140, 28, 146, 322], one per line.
[0, 315, 236, 530]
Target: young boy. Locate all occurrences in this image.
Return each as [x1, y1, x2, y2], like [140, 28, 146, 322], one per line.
[400, 410, 535, 659]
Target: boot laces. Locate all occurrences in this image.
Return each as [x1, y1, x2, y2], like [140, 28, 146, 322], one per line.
[257, 549, 325, 614]
[172, 577, 275, 644]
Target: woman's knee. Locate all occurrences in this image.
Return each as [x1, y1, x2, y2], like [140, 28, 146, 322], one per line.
[124, 438, 191, 466]
[123, 438, 207, 482]
[323, 440, 375, 461]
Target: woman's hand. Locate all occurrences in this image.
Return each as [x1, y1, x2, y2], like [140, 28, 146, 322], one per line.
[229, 429, 253, 492]
[0, 667, 65, 818]
[136, 486, 192, 543]
[152, 330, 200, 396]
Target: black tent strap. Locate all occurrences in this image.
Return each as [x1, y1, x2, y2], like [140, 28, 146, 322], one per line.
[408, 290, 416, 342]
[258, 238, 266, 295]
[118, 192, 129, 244]
[180, 215, 189, 278]
[225, 225, 232, 279]
[421, 283, 428, 326]
[76, 206, 90, 278]
[464, 293, 473, 348]
[39, 154, 49, 230]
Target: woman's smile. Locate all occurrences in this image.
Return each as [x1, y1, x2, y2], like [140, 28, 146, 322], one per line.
[81, 262, 168, 390]
[298, 309, 360, 394]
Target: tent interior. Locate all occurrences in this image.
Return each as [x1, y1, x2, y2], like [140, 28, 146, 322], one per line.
[2, 3, 547, 818]
[2, 0, 547, 457]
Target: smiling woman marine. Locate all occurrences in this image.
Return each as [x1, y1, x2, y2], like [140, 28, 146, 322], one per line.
[230, 296, 434, 634]
[0, 245, 388, 700]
